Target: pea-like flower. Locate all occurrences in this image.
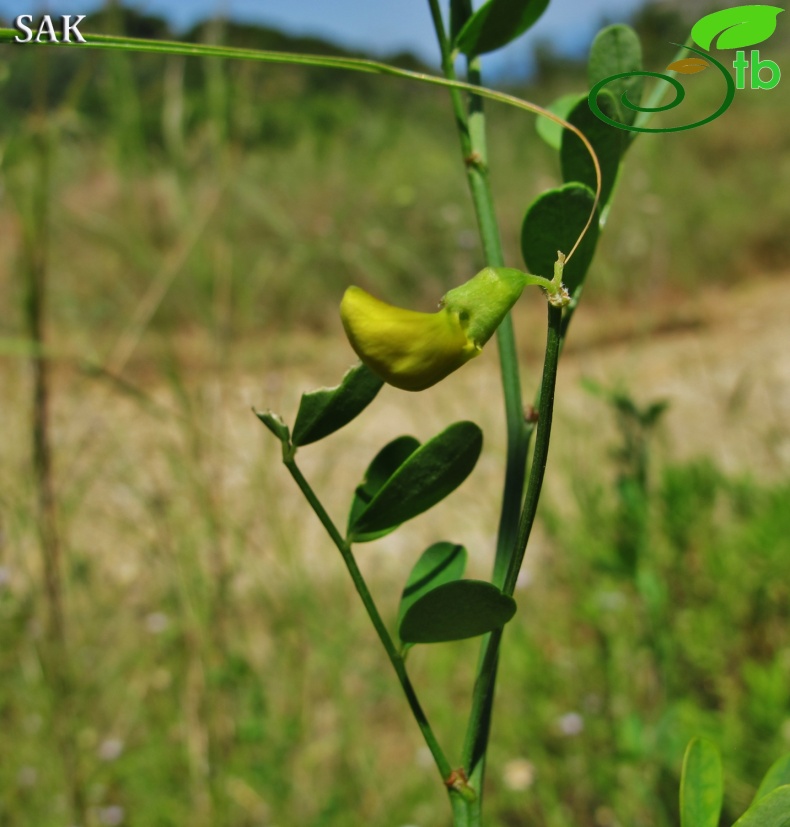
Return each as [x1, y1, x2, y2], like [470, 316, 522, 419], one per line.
[340, 267, 529, 391]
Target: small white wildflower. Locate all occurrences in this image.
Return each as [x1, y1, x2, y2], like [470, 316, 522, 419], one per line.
[145, 612, 169, 634]
[98, 805, 125, 826]
[98, 738, 124, 762]
[502, 758, 536, 791]
[557, 712, 584, 737]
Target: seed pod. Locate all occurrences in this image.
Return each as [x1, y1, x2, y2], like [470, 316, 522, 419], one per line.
[339, 267, 527, 392]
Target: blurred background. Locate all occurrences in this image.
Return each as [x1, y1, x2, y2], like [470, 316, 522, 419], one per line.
[1, 1, 789, 826]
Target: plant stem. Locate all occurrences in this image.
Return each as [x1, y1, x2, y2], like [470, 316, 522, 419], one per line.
[19, 57, 89, 827]
[282, 453, 455, 783]
[451, 793, 473, 827]
[503, 304, 562, 596]
[426, 3, 532, 815]
[427, 0, 527, 595]
[461, 304, 562, 792]
[25, 64, 64, 666]
[465, 63, 529, 595]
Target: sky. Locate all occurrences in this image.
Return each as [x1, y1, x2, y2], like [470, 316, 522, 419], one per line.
[0, 0, 652, 78]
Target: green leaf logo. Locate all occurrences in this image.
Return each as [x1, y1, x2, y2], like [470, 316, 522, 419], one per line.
[691, 5, 784, 51]
[587, 46, 736, 134]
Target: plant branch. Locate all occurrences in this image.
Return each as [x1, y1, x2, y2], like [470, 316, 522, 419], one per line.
[27, 17, 603, 819]
[462, 303, 563, 784]
[504, 303, 563, 595]
[281, 452, 455, 783]
[426, 7, 531, 818]
[427, 0, 527, 596]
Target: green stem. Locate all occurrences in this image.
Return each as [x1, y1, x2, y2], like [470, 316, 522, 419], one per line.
[461, 305, 562, 788]
[503, 304, 562, 595]
[282, 452, 454, 783]
[427, 0, 526, 595]
[426, 4, 531, 817]
[451, 793, 474, 827]
[632, 36, 695, 131]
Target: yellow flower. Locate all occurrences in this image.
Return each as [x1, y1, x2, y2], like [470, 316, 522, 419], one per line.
[340, 267, 527, 391]
[340, 286, 478, 391]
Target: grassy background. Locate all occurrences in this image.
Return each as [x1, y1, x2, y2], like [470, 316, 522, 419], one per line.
[1, 4, 789, 826]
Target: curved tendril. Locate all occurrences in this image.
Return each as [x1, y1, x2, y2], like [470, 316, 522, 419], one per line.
[0, 26, 602, 266]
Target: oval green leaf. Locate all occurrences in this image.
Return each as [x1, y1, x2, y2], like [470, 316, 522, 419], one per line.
[588, 24, 644, 126]
[450, 0, 473, 42]
[397, 542, 467, 633]
[399, 580, 516, 644]
[292, 362, 383, 447]
[348, 421, 482, 540]
[691, 6, 784, 51]
[679, 737, 723, 827]
[733, 785, 790, 827]
[536, 93, 585, 151]
[754, 754, 790, 805]
[455, 0, 550, 57]
[347, 435, 421, 543]
[561, 90, 626, 207]
[521, 182, 600, 295]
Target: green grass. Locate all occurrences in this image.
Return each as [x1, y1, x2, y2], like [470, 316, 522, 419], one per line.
[1, 356, 788, 826]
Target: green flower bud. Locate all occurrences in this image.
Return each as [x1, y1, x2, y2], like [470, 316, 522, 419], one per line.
[339, 267, 527, 392]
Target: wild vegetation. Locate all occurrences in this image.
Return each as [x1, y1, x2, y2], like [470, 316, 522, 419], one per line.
[0, 3, 789, 826]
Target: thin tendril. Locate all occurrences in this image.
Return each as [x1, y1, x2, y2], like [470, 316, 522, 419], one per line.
[0, 27, 601, 262]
